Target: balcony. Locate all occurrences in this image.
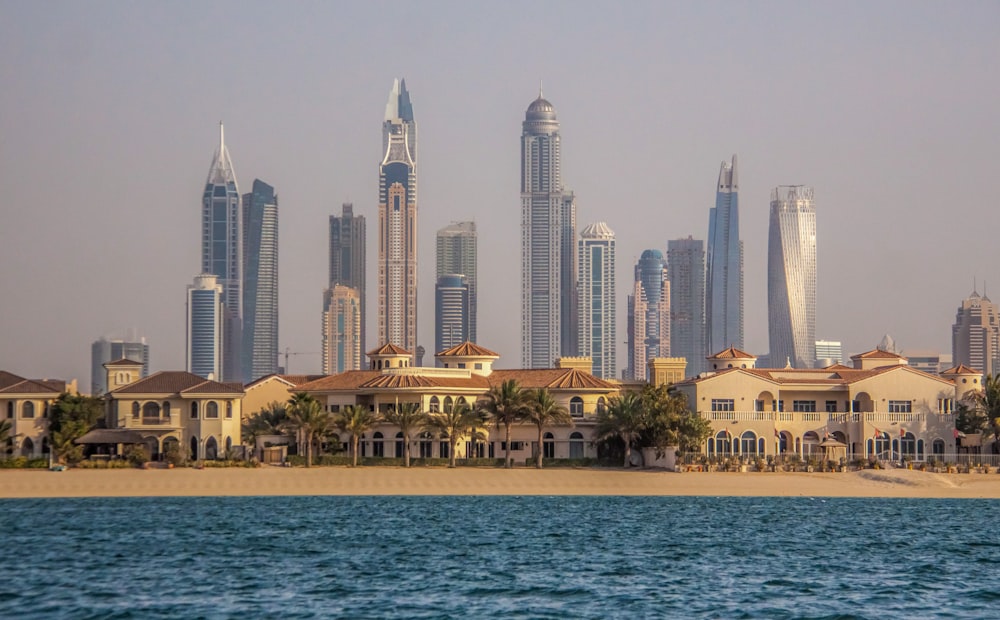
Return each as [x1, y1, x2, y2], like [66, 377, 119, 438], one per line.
[699, 410, 955, 425]
[132, 416, 174, 426]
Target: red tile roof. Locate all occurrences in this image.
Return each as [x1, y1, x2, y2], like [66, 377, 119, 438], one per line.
[436, 342, 500, 357]
[490, 368, 618, 390]
[104, 358, 144, 367]
[367, 343, 412, 356]
[0, 371, 66, 395]
[111, 371, 244, 395]
[709, 346, 756, 359]
[244, 373, 326, 390]
[850, 349, 906, 360]
[941, 364, 980, 375]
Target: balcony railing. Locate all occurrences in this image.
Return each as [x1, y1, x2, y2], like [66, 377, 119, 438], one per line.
[699, 410, 955, 425]
[138, 416, 173, 426]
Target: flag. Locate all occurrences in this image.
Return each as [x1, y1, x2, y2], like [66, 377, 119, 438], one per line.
[824, 431, 830, 440]
[774, 428, 780, 438]
[953, 428, 960, 439]
[873, 427, 882, 439]
[900, 427, 906, 437]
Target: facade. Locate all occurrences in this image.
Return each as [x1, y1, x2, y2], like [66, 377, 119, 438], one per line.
[201, 123, 242, 382]
[435, 275, 470, 360]
[186, 274, 224, 380]
[705, 155, 743, 353]
[322, 285, 362, 375]
[578, 223, 616, 379]
[904, 350, 952, 375]
[241, 179, 279, 383]
[814, 340, 843, 367]
[521, 91, 577, 368]
[329, 203, 366, 355]
[667, 237, 706, 377]
[378, 78, 418, 351]
[952, 290, 1000, 376]
[102, 360, 243, 461]
[1, 371, 71, 459]
[91, 334, 149, 395]
[627, 249, 670, 381]
[676, 348, 960, 461]
[297, 343, 619, 462]
[768, 185, 817, 369]
[436, 222, 477, 343]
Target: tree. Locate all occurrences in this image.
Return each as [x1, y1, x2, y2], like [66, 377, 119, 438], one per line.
[635, 384, 712, 457]
[243, 401, 289, 459]
[335, 405, 380, 467]
[48, 392, 104, 464]
[478, 379, 528, 468]
[594, 391, 645, 467]
[0, 419, 16, 459]
[426, 402, 480, 467]
[383, 402, 427, 467]
[955, 402, 989, 436]
[286, 392, 330, 467]
[523, 388, 572, 468]
[972, 373, 1000, 453]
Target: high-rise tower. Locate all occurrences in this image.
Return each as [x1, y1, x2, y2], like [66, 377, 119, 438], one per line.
[201, 123, 242, 382]
[667, 237, 706, 376]
[952, 289, 1000, 376]
[706, 155, 743, 354]
[91, 333, 149, 395]
[329, 203, 366, 355]
[578, 222, 616, 379]
[436, 222, 477, 343]
[627, 250, 670, 381]
[186, 274, 224, 380]
[435, 274, 470, 358]
[242, 179, 279, 383]
[768, 185, 817, 369]
[521, 90, 577, 368]
[378, 78, 418, 350]
[322, 284, 362, 375]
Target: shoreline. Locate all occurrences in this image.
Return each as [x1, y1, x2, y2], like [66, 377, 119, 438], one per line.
[2, 467, 1000, 499]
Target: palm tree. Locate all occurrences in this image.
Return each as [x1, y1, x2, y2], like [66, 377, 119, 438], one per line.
[426, 402, 480, 467]
[242, 401, 288, 459]
[594, 391, 645, 468]
[973, 373, 1000, 453]
[479, 379, 528, 468]
[335, 405, 381, 466]
[286, 392, 330, 467]
[523, 388, 572, 469]
[0, 419, 16, 460]
[383, 402, 427, 467]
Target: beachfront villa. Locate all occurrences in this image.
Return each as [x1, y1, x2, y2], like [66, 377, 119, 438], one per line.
[0, 371, 75, 459]
[674, 347, 976, 462]
[296, 342, 621, 461]
[92, 359, 244, 461]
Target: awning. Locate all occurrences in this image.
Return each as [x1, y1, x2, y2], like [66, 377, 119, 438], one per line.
[75, 429, 147, 445]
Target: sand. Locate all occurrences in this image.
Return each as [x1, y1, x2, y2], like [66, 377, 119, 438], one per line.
[2, 467, 1000, 499]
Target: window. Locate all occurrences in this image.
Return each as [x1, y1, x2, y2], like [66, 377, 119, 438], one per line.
[754, 400, 765, 412]
[372, 432, 384, 458]
[570, 397, 584, 417]
[444, 396, 453, 413]
[163, 402, 171, 418]
[22, 402, 35, 419]
[825, 401, 837, 413]
[206, 401, 219, 419]
[429, 396, 440, 413]
[132, 401, 140, 418]
[474, 363, 483, 370]
[226, 401, 233, 419]
[543, 432, 555, 459]
[932, 439, 945, 455]
[792, 401, 816, 412]
[596, 397, 606, 414]
[888, 401, 912, 413]
[501, 441, 525, 451]
[5, 402, 12, 419]
[569, 432, 584, 459]
[190, 402, 199, 419]
[710, 399, 734, 412]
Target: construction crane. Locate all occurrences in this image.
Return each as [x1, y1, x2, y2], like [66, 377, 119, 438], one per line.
[281, 348, 321, 374]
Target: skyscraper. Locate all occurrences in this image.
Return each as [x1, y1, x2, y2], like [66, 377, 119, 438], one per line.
[436, 222, 477, 343]
[329, 203, 366, 355]
[627, 250, 670, 381]
[706, 155, 743, 353]
[186, 274, 224, 380]
[435, 275, 470, 358]
[201, 123, 242, 382]
[578, 222, 616, 379]
[322, 284, 362, 375]
[667, 237, 706, 376]
[768, 185, 817, 369]
[242, 179, 278, 383]
[91, 333, 149, 395]
[952, 289, 1000, 376]
[521, 90, 577, 368]
[378, 78, 418, 350]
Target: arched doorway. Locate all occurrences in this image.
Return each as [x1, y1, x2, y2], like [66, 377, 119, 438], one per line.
[740, 431, 757, 455]
[163, 436, 180, 461]
[143, 436, 159, 460]
[395, 432, 404, 458]
[802, 431, 820, 458]
[543, 432, 555, 459]
[21, 437, 34, 458]
[756, 391, 776, 412]
[711, 430, 732, 456]
[190, 436, 198, 460]
[853, 392, 873, 413]
[204, 437, 218, 460]
[372, 431, 384, 457]
[569, 432, 584, 459]
[419, 431, 433, 458]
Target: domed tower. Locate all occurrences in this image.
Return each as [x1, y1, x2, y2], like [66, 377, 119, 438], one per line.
[521, 87, 577, 370]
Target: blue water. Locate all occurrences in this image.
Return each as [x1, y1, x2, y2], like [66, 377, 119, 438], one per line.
[1, 496, 997, 619]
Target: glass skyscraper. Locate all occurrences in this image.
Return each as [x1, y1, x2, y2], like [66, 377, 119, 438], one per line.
[436, 222, 477, 343]
[329, 203, 366, 357]
[322, 285, 362, 375]
[578, 222, 616, 379]
[435, 274, 470, 359]
[187, 274, 224, 379]
[378, 78, 418, 350]
[201, 123, 242, 382]
[91, 334, 149, 395]
[667, 237, 706, 376]
[241, 179, 278, 383]
[627, 250, 670, 381]
[706, 155, 743, 354]
[768, 185, 817, 369]
[521, 91, 577, 368]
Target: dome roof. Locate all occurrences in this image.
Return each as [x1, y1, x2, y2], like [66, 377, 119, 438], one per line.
[580, 221, 615, 239]
[525, 96, 556, 120]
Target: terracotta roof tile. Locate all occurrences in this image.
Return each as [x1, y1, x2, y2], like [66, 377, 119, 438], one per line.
[367, 343, 412, 356]
[709, 346, 756, 359]
[850, 349, 906, 360]
[490, 369, 618, 390]
[0, 371, 27, 391]
[0, 378, 64, 395]
[111, 371, 243, 395]
[941, 364, 980, 375]
[295, 371, 383, 391]
[244, 373, 326, 390]
[436, 342, 500, 357]
[104, 358, 144, 367]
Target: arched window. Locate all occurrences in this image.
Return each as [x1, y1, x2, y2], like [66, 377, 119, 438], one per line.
[932, 439, 945, 456]
[439, 432, 450, 459]
[204, 437, 218, 460]
[7, 401, 14, 418]
[714, 430, 732, 455]
[132, 401, 140, 418]
[874, 431, 890, 456]
[226, 401, 233, 419]
[206, 402, 219, 419]
[22, 402, 35, 419]
[429, 396, 440, 413]
[569, 432, 584, 459]
[395, 432, 404, 458]
[190, 402, 198, 419]
[372, 431, 384, 457]
[142, 402, 160, 421]
[457, 396, 468, 408]
[162, 402, 171, 418]
[740, 431, 757, 455]
[21, 437, 34, 457]
[758, 438, 766, 454]
[596, 397, 607, 414]
[901, 432, 916, 457]
[444, 396, 454, 413]
[543, 432, 555, 459]
[190, 436, 199, 460]
[225, 436, 233, 453]
[570, 397, 584, 417]
[419, 431, 433, 458]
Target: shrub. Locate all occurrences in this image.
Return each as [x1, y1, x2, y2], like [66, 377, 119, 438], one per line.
[124, 445, 150, 468]
[77, 459, 133, 469]
[0, 457, 50, 469]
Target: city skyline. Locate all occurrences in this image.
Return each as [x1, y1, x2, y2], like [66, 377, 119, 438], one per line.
[768, 185, 818, 369]
[2, 3, 998, 384]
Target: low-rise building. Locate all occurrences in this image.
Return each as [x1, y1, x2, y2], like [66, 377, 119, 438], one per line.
[0, 371, 73, 459]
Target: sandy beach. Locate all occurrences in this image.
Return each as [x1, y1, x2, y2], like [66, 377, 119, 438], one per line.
[2, 466, 1000, 499]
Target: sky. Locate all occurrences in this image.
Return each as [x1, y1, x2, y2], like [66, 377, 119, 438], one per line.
[1, 1, 998, 387]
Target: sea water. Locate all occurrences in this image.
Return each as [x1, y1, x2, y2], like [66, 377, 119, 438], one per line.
[1, 496, 997, 619]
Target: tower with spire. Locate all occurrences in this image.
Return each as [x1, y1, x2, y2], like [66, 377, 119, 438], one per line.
[378, 78, 418, 351]
[200, 123, 242, 382]
[706, 155, 743, 354]
[521, 87, 578, 368]
[952, 286, 1000, 376]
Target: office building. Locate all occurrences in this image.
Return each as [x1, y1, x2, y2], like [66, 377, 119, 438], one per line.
[627, 250, 670, 381]
[435, 275, 470, 358]
[378, 78, 418, 350]
[91, 333, 150, 395]
[329, 203, 366, 355]
[952, 289, 1000, 376]
[814, 340, 843, 367]
[322, 285, 362, 375]
[768, 185, 817, 369]
[436, 222, 477, 343]
[186, 274, 224, 380]
[578, 222, 616, 379]
[242, 179, 279, 383]
[706, 155, 743, 353]
[667, 237, 706, 376]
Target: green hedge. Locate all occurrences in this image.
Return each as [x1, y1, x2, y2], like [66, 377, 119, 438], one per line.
[199, 459, 258, 468]
[0, 457, 50, 469]
[75, 459, 135, 469]
[525, 458, 600, 467]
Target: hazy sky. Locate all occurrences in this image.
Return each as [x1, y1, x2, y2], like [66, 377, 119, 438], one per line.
[2, 1, 998, 386]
